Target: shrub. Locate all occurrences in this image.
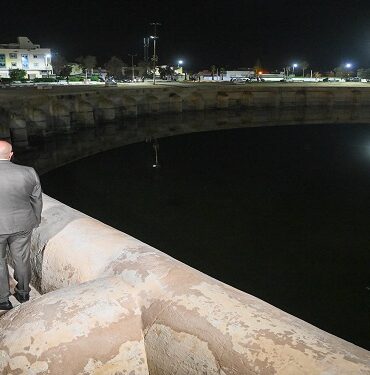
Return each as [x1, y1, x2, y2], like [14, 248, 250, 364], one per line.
[68, 76, 84, 82]
[9, 69, 26, 81]
[33, 78, 58, 83]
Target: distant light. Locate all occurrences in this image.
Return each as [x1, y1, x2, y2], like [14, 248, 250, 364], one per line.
[258, 71, 263, 75]
[178, 60, 183, 65]
[345, 63, 352, 68]
[293, 63, 298, 68]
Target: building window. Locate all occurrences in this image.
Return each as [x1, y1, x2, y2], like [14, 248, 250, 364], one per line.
[9, 53, 17, 59]
[11, 62, 17, 67]
[0, 54, 5, 68]
[33, 55, 38, 58]
[21, 54, 29, 69]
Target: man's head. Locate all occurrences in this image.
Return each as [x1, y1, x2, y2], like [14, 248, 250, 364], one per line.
[0, 140, 13, 160]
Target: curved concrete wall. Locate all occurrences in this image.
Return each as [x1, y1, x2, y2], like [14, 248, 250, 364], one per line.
[1, 84, 370, 144]
[0, 195, 369, 374]
[4, 86, 370, 175]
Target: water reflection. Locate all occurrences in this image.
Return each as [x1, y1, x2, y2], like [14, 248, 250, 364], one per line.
[13, 104, 370, 175]
[40, 122, 370, 350]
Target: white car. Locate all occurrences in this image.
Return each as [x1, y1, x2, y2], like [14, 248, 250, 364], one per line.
[230, 78, 249, 84]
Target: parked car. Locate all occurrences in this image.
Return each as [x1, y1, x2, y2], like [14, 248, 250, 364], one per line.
[345, 77, 361, 82]
[323, 77, 340, 82]
[105, 79, 117, 87]
[230, 78, 248, 84]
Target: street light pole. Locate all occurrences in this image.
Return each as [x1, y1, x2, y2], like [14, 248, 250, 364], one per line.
[128, 54, 137, 82]
[150, 22, 161, 85]
[345, 63, 352, 79]
[292, 63, 298, 76]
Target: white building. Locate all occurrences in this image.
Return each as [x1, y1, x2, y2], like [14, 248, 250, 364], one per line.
[201, 70, 255, 81]
[0, 37, 52, 79]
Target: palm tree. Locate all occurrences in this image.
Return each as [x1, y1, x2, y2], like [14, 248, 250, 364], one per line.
[301, 61, 309, 78]
[210, 65, 216, 80]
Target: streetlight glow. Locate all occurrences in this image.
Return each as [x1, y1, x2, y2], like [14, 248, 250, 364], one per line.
[292, 63, 298, 75]
[150, 22, 161, 85]
[345, 63, 352, 68]
[178, 60, 183, 65]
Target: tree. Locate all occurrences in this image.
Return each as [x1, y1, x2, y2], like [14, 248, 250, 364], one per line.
[76, 55, 97, 75]
[52, 54, 67, 75]
[301, 61, 309, 77]
[357, 68, 370, 80]
[59, 65, 72, 82]
[219, 67, 225, 80]
[159, 66, 174, 80]
[333, 66, 346, 78]
[210, 65, 216, 80]
[284, 66, 291, 77]
[105, 56, 126, 78]
[9, 69, 26, 81]
[137, 60, 151, 79]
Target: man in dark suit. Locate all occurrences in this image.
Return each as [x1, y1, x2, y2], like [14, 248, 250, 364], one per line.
[0, 140, 43, 310]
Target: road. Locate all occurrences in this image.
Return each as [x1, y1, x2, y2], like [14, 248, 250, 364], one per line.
[0, 80, 369, 98]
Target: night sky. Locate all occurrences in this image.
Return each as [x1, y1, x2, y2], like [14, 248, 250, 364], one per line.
[4, 0, 370, 71]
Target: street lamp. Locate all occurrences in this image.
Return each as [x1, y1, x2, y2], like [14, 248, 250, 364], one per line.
[292, 63, 298, 75]
[178, 60, 183, 67]
[128, 54, 137, 82]
[344, 63, 353, 79]
[150, 22, 161, 85]
[45, 53, 52, 76]
[150, 35, 158, 84]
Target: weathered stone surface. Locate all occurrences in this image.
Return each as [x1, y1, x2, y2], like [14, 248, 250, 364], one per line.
[1, 195, 368, 374]
[0, 277, 148, 374]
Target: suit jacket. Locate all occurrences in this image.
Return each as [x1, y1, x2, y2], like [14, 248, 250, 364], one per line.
[0, 160, 43, 234]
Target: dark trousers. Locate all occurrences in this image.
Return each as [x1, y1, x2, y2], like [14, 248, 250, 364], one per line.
[0, 230, 32, 303]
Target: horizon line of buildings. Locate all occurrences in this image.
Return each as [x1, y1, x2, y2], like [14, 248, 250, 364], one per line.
[0, 37, 364, 81]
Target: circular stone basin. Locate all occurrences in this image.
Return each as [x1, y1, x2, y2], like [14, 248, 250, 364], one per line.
[41, 123, 370, 350]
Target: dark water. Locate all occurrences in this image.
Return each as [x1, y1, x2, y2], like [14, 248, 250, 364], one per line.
[41, 124, 370, 349]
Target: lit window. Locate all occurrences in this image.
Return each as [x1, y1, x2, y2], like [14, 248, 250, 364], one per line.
[21, 54, 29, 69]
[0, 54, 5, 68]
[9, 53, 17, 59]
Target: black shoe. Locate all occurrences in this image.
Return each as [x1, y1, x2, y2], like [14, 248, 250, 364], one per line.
[13, 292, 29, 303]
[0, 300, 13, 310]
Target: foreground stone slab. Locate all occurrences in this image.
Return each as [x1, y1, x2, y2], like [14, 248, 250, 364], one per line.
[0, 277, 148, 374]
[0, 195, 369, 374]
